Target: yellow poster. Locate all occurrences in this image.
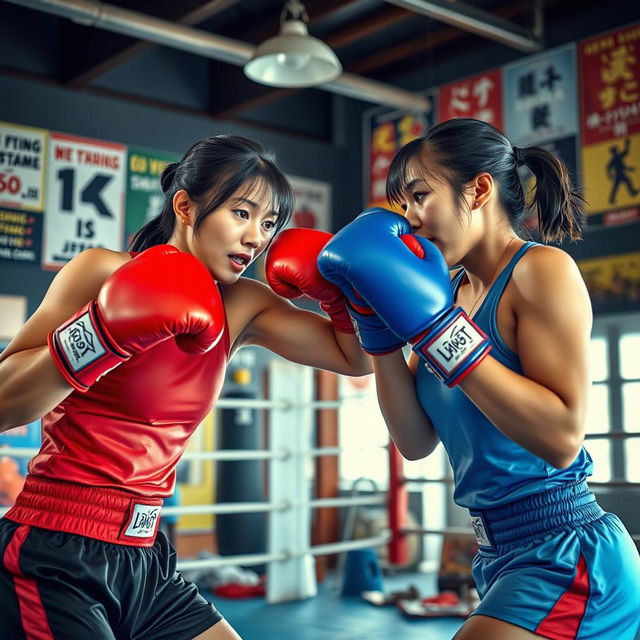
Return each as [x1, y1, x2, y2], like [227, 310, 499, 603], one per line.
[177, 410, 216, 532]
[582, 133, 640, 214]
[577, 251, 640, 310]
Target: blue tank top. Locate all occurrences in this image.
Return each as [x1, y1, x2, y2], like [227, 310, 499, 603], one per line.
[415, 241, 593, 509]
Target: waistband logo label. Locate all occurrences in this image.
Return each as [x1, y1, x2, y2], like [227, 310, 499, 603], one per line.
[470, 515, 493, 548]
[124, 503, 161, 538]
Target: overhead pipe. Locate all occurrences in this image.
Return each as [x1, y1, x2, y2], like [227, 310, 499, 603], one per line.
[5, 0, 431, 112]
[385, 0, 544, 53]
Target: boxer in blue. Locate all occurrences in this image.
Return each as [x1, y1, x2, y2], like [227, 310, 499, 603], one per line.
[319, 118, 640, 640]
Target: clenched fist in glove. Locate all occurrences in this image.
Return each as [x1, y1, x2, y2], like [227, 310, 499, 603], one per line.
[49, 245, 226, 392]
[265, 228, 355, 333]
[318, 208, 492, 386]
[266, 227, 404, 354]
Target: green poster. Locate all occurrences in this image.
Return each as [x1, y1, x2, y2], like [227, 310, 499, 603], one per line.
[125, 148, 179, 245]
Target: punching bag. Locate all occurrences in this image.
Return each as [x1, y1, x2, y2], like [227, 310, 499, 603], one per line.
[215, 388, 266, 567]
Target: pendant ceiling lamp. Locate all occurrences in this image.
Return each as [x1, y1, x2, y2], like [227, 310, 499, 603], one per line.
[244, 0, 342, 88]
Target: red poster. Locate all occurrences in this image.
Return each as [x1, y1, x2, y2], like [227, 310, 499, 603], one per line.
[369, 120, 397, 206]
[580, 22, 640, 145]
[368, 112, 428, 208]
[438, 68, 503, 131]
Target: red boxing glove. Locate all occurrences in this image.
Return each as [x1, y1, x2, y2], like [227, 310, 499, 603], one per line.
[49, 245, 226, 392]
[265, 228, 355, 334]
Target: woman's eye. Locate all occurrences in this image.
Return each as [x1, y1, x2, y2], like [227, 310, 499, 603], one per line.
[263, 220, 277, 232]
[413, 192, 427, 203]
[234, 209, 249, 219]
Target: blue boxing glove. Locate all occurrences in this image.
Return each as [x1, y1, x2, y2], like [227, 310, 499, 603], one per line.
[318, 208, 492, 386]
[344, 292, 405, 355]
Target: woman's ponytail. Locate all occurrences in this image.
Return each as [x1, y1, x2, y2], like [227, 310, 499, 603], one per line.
[387, 119, 586, 245]
[518, 146, 585, 243]
[128, 162, 180, 252]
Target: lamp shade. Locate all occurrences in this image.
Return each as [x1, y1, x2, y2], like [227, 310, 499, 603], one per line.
[244, 20, 342, 88]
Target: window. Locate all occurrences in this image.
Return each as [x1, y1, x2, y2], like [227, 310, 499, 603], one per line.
[585, 336, 611, 481]
[338, 373, 448, 570]
[588, 315, 640, 483]
[338, 374, 389, 489]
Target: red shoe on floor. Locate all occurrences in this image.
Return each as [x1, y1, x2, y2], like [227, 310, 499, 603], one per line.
[213, 577, 266, 599]
[397, 590, 473, 619]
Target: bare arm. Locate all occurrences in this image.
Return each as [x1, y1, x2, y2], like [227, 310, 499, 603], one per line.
[225, 278, 372, 376]
[0, 248, 131, 431]
[372, 350, 439, 460]
[459, 246, 592, 468]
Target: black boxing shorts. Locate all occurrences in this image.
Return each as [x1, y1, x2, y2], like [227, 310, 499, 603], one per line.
[0, 478, 222, 639]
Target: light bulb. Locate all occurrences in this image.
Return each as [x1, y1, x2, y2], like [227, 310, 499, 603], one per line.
[275, 52, 311, 70]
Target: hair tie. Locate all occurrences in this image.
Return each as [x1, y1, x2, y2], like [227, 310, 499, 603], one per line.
[513, 146, 526, 168]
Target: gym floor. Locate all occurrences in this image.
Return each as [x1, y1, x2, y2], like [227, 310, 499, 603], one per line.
[208, 571, 465, 640]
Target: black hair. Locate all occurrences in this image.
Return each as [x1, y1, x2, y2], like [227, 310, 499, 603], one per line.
[129, 135, 294, 251]
[386, 118, 584, 243]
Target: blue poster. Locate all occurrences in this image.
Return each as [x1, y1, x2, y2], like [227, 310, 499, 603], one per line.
[0, 343, 41, 478]
[503, 44, 579, 146]
[0, 420, 40, 476]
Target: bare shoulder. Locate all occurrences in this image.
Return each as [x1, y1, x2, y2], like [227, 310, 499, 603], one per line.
[59, 246, 130, 278]
[43, 247, 132, 307]
[510, 244, 590, 314]
[221, 276, 276, 311]
[1, 248, 132, 360]
[220, 276, 287, 345]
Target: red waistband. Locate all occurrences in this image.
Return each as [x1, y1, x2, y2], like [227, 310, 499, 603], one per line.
[4, 476, 163, 547]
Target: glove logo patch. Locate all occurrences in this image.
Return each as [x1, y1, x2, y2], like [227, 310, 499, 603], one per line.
[58, 311, 106, 372]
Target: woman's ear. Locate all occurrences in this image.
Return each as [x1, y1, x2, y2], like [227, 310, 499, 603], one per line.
[472, 172, 494, 209]
[172, 189, 195, 226]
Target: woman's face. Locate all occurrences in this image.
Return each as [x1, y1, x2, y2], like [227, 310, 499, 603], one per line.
[399, 163, 476, 266]
[188, 182, 280, 284]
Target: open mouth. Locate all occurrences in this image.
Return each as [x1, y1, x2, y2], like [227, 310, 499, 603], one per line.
[229, 254, 251, 271]
[230, 254, 249, 265]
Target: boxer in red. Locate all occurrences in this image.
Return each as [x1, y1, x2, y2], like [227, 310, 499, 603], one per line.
[0, 135, 371, 640]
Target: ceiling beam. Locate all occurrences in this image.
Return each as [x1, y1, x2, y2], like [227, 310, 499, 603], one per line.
[384, 0, 543, 53]
[210, 4, 413, 118]
[352, 0, 533, 75]
[210, 0, 537, 117]
[325, 5, 411, 50]
[7, 0, 429, 111]
[62, 0, 243, 88]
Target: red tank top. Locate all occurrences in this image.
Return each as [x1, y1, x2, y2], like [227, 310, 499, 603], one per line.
[29, 320, 230, 497]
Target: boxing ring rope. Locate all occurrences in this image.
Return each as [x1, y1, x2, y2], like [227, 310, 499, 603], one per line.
[3, 356, 638, 603]
[0, 359, 392, 604]
[175, 535, 392, 572]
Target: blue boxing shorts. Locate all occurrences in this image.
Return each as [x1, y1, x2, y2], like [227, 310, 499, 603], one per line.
[469, 480, 640, 639]
[0, 477, 223, 639]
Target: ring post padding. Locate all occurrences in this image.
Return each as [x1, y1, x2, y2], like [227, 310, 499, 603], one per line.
[267, 360, 317, 603]
[388, 441, 409, 565]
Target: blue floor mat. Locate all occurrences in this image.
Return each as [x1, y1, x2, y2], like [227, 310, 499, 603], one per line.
[205, 571, 465, 640]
